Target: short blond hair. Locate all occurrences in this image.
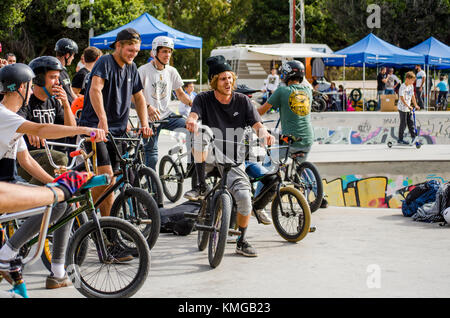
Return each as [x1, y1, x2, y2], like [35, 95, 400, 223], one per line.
[405, 71, 416, 80]
[209, 71, 237, 91]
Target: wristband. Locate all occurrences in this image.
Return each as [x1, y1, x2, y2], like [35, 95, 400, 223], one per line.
[45, 184, 60, 207]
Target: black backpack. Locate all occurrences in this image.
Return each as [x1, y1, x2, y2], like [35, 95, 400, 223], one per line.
[159, 201, 200, 236]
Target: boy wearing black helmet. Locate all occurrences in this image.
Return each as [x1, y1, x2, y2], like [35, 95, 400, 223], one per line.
[0, 63, 106, 289]
[55, 38, 78, 105]
[257, 60, 314, 156]
[17, 56, 77, 184]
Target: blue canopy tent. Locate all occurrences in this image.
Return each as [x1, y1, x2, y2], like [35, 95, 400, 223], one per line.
[408, 37, 450, 110]
[324, 33, 425, 110]
[89, 12, 204, 85]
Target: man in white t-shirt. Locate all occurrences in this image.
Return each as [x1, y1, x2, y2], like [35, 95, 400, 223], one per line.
[415, 64, 426, 109]
[138, 36, 194, 170]
[0, 63, 105, 289]
[397, 71, 420, 145]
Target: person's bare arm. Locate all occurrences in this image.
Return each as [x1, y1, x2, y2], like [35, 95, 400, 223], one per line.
[16, 150, 54, 184]
[0, 183, 65, 213]
[252, 121, 274, 146]
[133, 90, 152, 138]
[257, 102, 273, 116]
[17, 121, 107, 142]
[175, 87, 193, 107]
[88, 75, 108, 133]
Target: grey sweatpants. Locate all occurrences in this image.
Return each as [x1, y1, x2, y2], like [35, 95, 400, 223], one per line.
[7, 182, 72, 265]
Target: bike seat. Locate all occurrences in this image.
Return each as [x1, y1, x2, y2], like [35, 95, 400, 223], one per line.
[290, 151, 307, 159]
[79, 174, 111, 192]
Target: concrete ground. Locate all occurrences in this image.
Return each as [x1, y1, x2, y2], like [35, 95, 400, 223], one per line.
[14, 123, 450, 299]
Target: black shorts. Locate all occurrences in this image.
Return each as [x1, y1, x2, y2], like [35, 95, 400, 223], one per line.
[84, 136, 125, 172]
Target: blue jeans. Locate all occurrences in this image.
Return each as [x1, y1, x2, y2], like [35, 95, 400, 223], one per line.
[385, 89, 395, 95]
[144, 113, 186, 170]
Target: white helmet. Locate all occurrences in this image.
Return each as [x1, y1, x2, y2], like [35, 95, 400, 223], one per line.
[151, 36, 174, 58]
[443, 207, 450, 224]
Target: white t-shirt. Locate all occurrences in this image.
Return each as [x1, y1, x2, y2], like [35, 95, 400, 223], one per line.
[416, 70, 426, 87]
[0, 104, 28, 181]
[138, 62, 184, 120]
[178, 91, 197, 117]
[397, 83, 414, 112]
[265, 74, 280, 92]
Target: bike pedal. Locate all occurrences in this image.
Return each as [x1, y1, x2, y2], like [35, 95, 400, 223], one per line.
[309, 225, 317, 233]
[228, 229, 241, 236]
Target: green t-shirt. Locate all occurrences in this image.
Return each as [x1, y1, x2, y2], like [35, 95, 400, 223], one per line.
[267, 83, 314, 149]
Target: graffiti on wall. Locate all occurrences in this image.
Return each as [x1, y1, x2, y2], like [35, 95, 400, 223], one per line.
[314, 126, 436, 145]
[312, 116, 450, 145]
[323, 174, 448, 209]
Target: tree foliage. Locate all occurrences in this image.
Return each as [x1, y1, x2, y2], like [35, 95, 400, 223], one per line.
[0, 0, 448, 82]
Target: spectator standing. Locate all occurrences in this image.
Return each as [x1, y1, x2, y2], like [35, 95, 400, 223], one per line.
[178, 81, 197, 117]
[377, 66, 388, 110]
[385, 68, 400, 95]
[414, 64, 426, 109]
[72, 46, 102, 97]
[55, 38, 78, 106]
[6, 53, 16, 64]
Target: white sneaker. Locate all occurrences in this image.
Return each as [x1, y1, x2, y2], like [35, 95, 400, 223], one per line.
[252, 209, 272, 225]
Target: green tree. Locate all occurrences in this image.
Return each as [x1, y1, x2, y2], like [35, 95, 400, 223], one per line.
[157, 0, 253, 83]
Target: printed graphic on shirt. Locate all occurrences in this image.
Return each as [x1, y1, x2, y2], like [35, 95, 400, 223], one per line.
[3, 134, 23, 160]
[289, 90, 310, 116]
[151, 79, 168, 101]
[33, 108, 56, 123]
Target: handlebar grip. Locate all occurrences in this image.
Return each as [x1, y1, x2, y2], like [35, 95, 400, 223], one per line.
[70, 150, 82, 158]
[90, 131, 96, 142]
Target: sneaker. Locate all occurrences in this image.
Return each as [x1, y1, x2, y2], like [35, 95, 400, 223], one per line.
[110, 247, 134, 262]
[236, 240, 258, 257]
[45, 273, 72, 289]
[320, 198, 329, 209]
[398, 140, 409, 145]
[252, 209, 272, 225]
[183, 184, 211, 201]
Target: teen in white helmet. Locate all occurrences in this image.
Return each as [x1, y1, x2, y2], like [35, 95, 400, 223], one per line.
[151, 36, 175, 67]
[138, 35, 193, 172]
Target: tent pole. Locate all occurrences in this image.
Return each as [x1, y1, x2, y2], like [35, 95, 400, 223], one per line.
[363, 62, 366, 111]
[343, 58, 346, 111]
[200, 47, 203, 92]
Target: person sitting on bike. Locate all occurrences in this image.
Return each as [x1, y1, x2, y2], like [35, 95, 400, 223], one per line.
[17, 56, 77, 184]
[138, 36, 194, 171]
[0, 63, 106, 289]
[257, 61, 328, 208]
[185, 55, 275, 257]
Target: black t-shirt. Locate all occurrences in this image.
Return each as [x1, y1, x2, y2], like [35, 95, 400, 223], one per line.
[72, 67, 90, 95]
[79, 54, 143, 136]
[18, 94, 66, 151]
[377, 72, 387, 91]
[191, 90, 262, 161]
[59, 68, 74, 106]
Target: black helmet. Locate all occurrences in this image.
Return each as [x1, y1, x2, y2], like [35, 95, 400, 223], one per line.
[279, 60, 305, 83]
[55, 38, 78, 55]
[29, 56, 63, 87]
[0, 63, 35, 93]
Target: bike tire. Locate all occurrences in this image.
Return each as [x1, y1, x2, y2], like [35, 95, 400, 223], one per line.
[197, 192, 218, 251]
[208, 192, 232, 268]
[65, 217, 150, 298]
[40, 212, 89, 272]
[271, 187, 311, 242]
[158, 155, 183, 203]
[110, 187, 160, 250]
[293, 161, 323, 213]
[312, 98, 327, 112]
[134, 166, 164, 208]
